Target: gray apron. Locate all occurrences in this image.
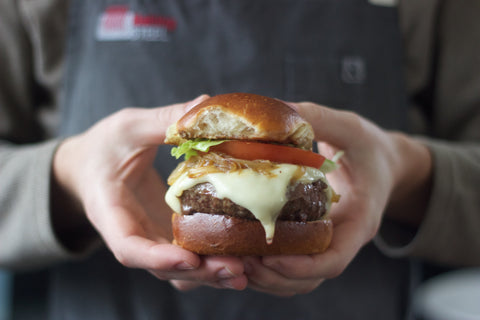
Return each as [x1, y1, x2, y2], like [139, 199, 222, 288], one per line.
[48, 0, 412, 319]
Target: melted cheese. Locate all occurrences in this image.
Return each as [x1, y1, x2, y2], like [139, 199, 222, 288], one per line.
[165, 164, 331, 243]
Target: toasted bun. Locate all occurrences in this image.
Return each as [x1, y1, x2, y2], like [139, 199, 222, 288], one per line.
[165, 93, 314, 150]
[172, 213, 333, 256]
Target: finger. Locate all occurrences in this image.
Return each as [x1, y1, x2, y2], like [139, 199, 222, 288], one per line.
[200, 255, 246, 283]
[154, 94, 210, 136]
[112, 94, 210, 147]
[154, 256, 245, 282]
[243, 257, 323, 296]
[88, 193, 202, 272]
[184, 94, 211, 112]
[91, 183, 246, 286]
[170, 274, 248, 292]
[262, 218, 365, 280]
[260, 255, 318, 280]
[112, 235, 201, 272]
[165, 256, 248, 290]
[292, 102, 364, 149]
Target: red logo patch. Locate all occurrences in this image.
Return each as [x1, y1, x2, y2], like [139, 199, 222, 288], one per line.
[96, 5, 177, 41]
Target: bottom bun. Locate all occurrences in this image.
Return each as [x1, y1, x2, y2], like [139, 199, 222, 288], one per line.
[172, 213, 333, 256]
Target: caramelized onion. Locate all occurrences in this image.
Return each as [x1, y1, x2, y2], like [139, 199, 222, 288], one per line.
[167, 153, 280, 185]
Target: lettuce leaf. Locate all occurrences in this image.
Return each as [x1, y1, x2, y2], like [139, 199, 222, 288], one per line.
[171, 139, 226, 160]
[319, 151, 344, 173]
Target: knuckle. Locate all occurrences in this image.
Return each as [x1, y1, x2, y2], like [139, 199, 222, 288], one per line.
[367, 223, 380, 242]
[112, 244, 137, 269]
[114, 251, 132, 268]
[116, 107, 138, 118]
[344, 110, 382, 146]
[344, 111, 366, 134]
[108, 108, 138, 133]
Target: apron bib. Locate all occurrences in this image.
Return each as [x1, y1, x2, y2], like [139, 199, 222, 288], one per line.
[50, 1, 412, 319]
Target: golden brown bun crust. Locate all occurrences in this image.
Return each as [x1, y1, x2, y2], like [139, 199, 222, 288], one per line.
[165, 93, 314, 150]
[172, 213, 333, 256]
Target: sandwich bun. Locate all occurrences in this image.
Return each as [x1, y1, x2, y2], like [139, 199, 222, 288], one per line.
[165, 93, 337, 256]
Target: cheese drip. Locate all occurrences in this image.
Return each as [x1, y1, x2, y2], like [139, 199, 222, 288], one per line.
[165, 164, 330, 243]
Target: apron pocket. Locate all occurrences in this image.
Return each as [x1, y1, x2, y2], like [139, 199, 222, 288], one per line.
[284, 55, 367, 111]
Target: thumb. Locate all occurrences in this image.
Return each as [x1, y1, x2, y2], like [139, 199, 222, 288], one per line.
[156, 94, 210, 131]
[125, 95, 210, 146]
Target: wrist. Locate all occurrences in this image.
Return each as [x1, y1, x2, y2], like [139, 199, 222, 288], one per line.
[51, 137, 97, 252]
[385, 132, 433, 227]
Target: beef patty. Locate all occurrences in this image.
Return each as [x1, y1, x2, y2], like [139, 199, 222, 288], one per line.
[180, 180, 329, 222]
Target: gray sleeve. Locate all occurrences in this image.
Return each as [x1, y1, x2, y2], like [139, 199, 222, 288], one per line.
[0, 140, 82, 270]
[376, 140, 480, 266]
[0, 0, 95, 270]
[375, 0, 480, 266]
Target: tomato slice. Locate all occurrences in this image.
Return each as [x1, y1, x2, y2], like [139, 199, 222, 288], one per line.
[209, 141, 326, 169]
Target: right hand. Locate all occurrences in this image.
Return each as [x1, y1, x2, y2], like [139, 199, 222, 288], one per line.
[52, 97, 248, 290]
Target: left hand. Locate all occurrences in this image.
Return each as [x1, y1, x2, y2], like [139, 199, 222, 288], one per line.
[241, 101, 432, 296]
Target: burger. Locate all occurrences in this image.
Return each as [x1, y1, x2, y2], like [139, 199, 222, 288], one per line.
[164, 93, 339, 255]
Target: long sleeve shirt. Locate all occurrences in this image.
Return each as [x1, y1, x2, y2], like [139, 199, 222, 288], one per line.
[1, 0, 480, 270]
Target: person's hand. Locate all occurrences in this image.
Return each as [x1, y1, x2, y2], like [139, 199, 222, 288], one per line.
[242, 102, 432, 296]
[52, 96, 247, 291]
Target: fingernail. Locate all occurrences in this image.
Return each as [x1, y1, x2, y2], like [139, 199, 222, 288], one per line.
[218, 279, 235, 289]
[185, 94, 208, 111]
[175, 261, 196, 271]
[217, 267, 236, 279]
[283, 101, 299, 111]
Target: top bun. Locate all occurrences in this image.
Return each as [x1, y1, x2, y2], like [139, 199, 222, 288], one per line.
[165, 93, 314, 150]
